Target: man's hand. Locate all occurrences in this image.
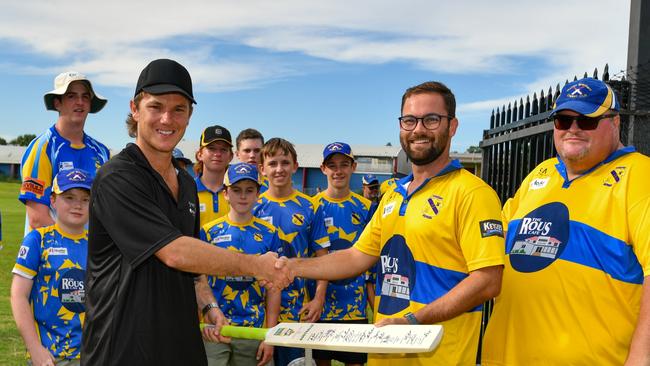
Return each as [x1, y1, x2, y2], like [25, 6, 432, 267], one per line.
[299, 298, 324, 322]
[256, 341, 274, 366]
[255, 253, 292, 290]
[202, 306, 231, 344]
[375, 316, 409, 327]
[28, 344, 56, 366]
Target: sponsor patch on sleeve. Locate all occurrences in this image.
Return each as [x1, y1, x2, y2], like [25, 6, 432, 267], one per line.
[21, 177, 45, 196]
[479, 219, 504, 238]
[18, 245, 29, 260]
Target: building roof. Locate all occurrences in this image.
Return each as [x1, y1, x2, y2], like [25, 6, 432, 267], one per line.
[0, 145, 27, 164]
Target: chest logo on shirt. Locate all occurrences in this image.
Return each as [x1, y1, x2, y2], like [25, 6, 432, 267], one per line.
[261, 216, 273, 225]
[291, 213, 305, 226]
[214, 235, 232, 243]
[254, 233, 263, 242]
[603, 166, 627, 187]
[509, 202, 570, 273]
[421, 195, 443, 219]
[59, 161, 74, 171]
[351, 213, 362, 226]
[48, 247, 68, 256]
[59, 268, 85, 313]
[324, 217, 334, 227]
[529, 177, 550, 190]
[383, 202, 396, 218]
[378, 235, 416, 315]
[199, 203, 207, 212]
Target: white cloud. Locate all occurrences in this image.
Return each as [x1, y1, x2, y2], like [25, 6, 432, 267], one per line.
[0, 0, 630, 95]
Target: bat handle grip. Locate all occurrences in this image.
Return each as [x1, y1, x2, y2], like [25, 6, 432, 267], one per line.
[214, 325, 269, 340]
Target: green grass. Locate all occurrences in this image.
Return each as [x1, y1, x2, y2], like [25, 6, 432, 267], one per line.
[0, 182, 26, 365]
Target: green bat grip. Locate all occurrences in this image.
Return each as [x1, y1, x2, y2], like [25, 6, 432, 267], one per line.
[201, 324, 269, 340]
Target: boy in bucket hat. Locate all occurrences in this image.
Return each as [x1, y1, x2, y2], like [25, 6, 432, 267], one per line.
[11, 169, 93, 366]
[19, 72, 110, 231]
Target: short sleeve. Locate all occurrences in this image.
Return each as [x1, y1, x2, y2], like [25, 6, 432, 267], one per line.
[629, 195, 650, 276]
[19, 136, 53, 205]
[456, 185, 506, 272]
[92, 170, 183, 268]
[354, 199, 383, 257]
[12, 229, 43, 279]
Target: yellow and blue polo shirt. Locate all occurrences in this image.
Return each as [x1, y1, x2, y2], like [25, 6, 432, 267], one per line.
[482, 147, 650, 365]
[355, 160, 505, 366]
[195, 176, 229, 228]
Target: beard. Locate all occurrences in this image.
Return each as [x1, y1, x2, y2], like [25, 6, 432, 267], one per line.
[400, 127, 450, 166]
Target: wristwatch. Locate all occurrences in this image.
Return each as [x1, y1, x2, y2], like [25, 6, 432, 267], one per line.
[404, 312, 419, 325]
[202, 302, 219, 316]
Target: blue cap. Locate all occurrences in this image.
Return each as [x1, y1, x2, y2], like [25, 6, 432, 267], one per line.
[551, 78, 619, 117]
[362, 174, 379, 186]
[224, 163, 260, 186]
[52, 169, 93, 194]
[323, 142, 354, 162]
[172, 148, 192, 165]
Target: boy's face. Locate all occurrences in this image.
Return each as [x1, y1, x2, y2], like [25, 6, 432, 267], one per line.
[197, 140, 233, 174]
[236, 138, 263, 165]
[260, 152, 298, 189]
[224, 180, 259, 215]
[51, 188, 90, 229]
[321, 154, 356, 191]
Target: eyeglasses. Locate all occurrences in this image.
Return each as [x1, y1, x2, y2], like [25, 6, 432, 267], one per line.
[553, 114, 617, 131]
[398, 113, 452, 131]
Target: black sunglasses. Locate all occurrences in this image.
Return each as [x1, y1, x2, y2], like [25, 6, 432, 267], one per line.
[553, 114, 617, 131]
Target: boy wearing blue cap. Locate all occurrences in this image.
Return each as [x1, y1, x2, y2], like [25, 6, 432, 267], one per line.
[11, 169, 93, 366]
[482, 78, 650, 365]
[200, 163, 281, 366]
[312, 142, 372, 366]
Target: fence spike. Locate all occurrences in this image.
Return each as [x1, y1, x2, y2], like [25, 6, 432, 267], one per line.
[583, 71, 588, 78]
[490, 109, 495, 129]
[532, 92, 539, 115]
[519, 98, 524, 120]
[593, 67, 598, 79]
[603, 64, 610, 81]
[539, 89, 546, 112]
[573, 75, 578, 81]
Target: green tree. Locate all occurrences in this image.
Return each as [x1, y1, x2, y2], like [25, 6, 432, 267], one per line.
[466, 145, 481, 153]
[9, 134, 36, 146]
[0, 137, 6, 145]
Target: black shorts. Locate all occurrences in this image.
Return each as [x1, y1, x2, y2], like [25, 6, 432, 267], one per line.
[312, 319, 369, 364]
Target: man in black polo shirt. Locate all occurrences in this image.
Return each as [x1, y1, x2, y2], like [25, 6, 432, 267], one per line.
[82, 59, 290, 365]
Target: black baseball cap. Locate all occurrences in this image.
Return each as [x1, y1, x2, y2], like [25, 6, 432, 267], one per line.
[201, 125, 233, 147]
[135, 59, 196, 104]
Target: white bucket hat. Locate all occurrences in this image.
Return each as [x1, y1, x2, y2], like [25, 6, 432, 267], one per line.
[43, 71, 107, 113]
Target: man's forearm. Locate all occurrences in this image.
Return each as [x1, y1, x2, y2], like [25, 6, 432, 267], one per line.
[414, 265, 503, 324]
[292, 247, 377, 281]
[194, 275, 217, 310]
[625, 278, 650, 365]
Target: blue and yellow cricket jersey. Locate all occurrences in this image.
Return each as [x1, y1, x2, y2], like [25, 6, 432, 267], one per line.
[482, 147, 650, 365]
[253, 190, 330, 322]
[200, 216, 281, 328]
[195, 176, 229, 228]
[12, 224, 88, 360]
[355, 160, 505, 366]
[312, 191, 371, 321]
[19, 125, 109, 206]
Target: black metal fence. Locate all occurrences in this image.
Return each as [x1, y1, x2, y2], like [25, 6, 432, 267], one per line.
[479, 64, 635, 203]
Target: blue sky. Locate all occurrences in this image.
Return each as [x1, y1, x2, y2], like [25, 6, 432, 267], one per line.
[0, 1, 630, 152]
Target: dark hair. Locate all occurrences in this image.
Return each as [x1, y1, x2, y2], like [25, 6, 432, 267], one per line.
[401, 81, 456, 118]
[261, 138, 298, 164]
[236, 128, 265, 150]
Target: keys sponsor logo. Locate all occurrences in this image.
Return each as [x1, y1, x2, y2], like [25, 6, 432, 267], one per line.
[480, 220, 504, 238]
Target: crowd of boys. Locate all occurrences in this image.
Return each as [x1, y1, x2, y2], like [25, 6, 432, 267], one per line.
[8, 59, 650, 366]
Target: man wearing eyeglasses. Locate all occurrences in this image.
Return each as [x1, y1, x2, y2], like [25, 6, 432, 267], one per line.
[282, 81, 506, 365]
[482, 78, 650, 365]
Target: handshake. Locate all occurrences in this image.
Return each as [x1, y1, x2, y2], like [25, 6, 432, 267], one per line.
[253, 252, 296, 290]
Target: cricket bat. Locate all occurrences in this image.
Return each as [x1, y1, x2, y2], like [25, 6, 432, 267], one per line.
[203, 322, 443, 354]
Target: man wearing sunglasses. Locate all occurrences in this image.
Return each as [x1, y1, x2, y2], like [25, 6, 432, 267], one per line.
[482, 78, 650, 365]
